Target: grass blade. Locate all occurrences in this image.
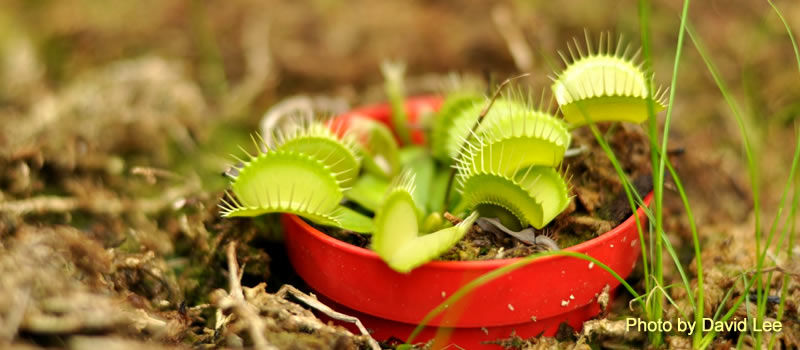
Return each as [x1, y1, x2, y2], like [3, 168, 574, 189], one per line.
[686, 21, 765, 348]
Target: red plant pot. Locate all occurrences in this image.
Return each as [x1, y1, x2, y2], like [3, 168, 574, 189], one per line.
[283, 96, 651, 349]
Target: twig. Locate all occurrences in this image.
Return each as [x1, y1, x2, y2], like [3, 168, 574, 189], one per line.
[0, 177, 200, 216]
[275, 285, 381, 350]
[442, 73, 530, 211]
[223, 242, 278, 350]
[0, 196, 80, 215]
[443, 212, 462, 225]
[131, 166, 184, 184]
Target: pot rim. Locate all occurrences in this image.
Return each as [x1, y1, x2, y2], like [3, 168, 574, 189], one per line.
[284, 192, 651, 269]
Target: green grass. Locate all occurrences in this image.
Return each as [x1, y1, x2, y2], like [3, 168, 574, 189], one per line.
[687, 4, 800, 345]
[766, 3, 800, 348]
[772, 182, 798, 349]
[637, 2, 665, 344]
[654, 0, 702, 344]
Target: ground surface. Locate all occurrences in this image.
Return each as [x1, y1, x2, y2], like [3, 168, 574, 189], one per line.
[1, 0, 799, 349]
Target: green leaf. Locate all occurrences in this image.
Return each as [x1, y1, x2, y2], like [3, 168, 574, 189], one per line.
[447, 100, 571, 229]
[400, 147, 435, 214]
[399, 146, 427, 164]
[515, 166, 571, 226]
[387, 212, 478, 273]
[347, 117, 401, 179]
[328, 206, 374, 233]
[428, 167, 453, 214]
[345, 173, 389, 212]
[372, 173, 419, 261]
[372, 172, 478, 273]
[457, 167, 569, 230]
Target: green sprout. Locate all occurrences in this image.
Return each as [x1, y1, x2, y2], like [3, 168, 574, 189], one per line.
[221, 34, 663, 273]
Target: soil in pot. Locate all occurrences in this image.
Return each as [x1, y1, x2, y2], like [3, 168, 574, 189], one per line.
[318, 122, 655, 260]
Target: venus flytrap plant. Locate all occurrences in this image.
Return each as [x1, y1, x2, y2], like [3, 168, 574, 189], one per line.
[219, 121, 374, 233]
[430, 92, 482, 161]
[455, 106, 572, 174]
[346, 173, 389, 212]
[432, 94, 529, 163]
[456, 165, 570, 231]
[552, 32, 668, 127]
[215, 8, 800, 345]
[224, 86, 580, 274]
[447, 99, 572, 230]
[224, 34, 662, 281]
[219, 27, 721, 349]
[372, 171, 480, 273]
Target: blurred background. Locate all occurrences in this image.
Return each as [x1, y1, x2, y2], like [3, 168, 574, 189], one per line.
[1, 0, 799, 349]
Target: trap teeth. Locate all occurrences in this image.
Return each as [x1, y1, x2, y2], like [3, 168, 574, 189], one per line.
[273, 121, 362, 187]
[457, 165, 569, 230]
[552, 32, 667, 126]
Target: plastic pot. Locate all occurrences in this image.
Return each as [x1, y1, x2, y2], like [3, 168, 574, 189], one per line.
[283, 96, 652, 349]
